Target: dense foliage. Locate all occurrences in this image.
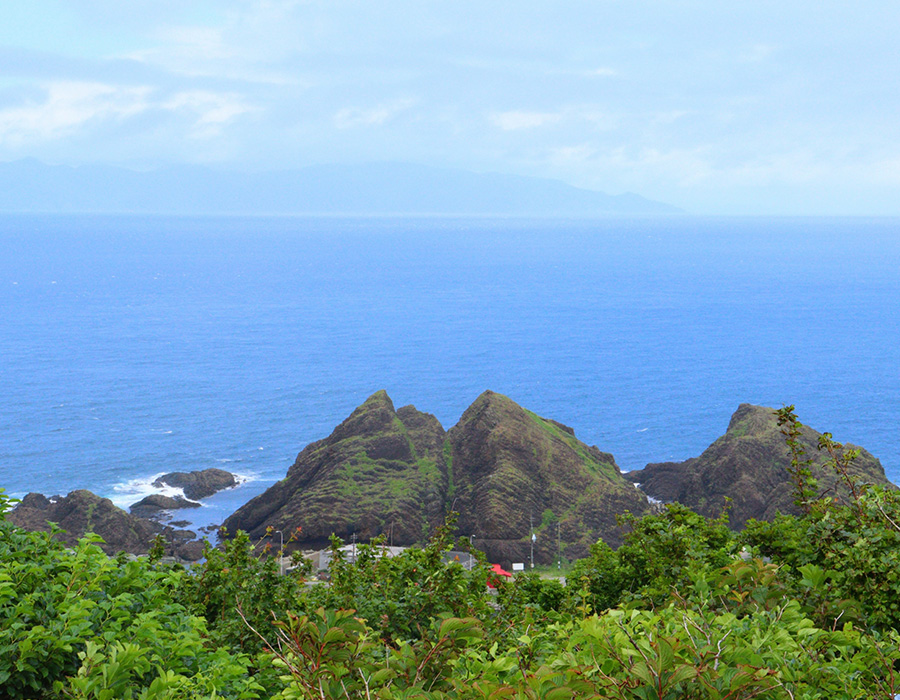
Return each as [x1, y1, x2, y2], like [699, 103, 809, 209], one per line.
[0, 491, 262, 699]
[3, 407, 900, 698]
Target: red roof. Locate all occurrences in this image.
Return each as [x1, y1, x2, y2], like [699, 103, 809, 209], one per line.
[490, 563, 512, 578]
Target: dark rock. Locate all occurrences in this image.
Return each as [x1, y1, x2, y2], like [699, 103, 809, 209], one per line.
[223, 389, 649, 564]
[224, 390, 449, 547]
[8, 489, 197, 558]
[175, 539, 207, 562]
[627, 404, 893, 528]
[447, 391, 649, 563]
[11, 490, 166, 555]
[152, 468, 237, 500]
[19, 492, 51, 509]
[130, 494, 201, 519]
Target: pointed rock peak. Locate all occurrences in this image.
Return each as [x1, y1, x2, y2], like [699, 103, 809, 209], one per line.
[459, 390, 524, 423]
[363, 389, 395, 411]
[726, 404, 776, 436]
[459, 391, 581, 438]
[473, 389, 510, 406]
[329, 390, 398, 442]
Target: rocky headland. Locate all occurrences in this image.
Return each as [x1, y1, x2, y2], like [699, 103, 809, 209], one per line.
[222, 391, 453, 548]
[6, 397, 894, 566]
[447, 391, 649, 562]
[223, 390, 650, 564]
[626, 403, 892, 527]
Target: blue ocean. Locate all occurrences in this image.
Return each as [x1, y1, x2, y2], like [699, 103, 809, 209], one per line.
[2, 214, 898, 532]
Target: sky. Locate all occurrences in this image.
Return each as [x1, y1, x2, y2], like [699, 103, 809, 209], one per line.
[1, 1, 899, 215]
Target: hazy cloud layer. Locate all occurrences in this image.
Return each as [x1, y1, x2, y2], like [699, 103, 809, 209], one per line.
[1, 0, 898, 214]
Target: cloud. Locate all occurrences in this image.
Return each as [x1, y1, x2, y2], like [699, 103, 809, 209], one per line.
[127, 26, 237, 77]
[548, 143, 598, 165]
[585, 67, 619, 77]
[0, 81, 151, 145]
[333, 99, 415, 129]
[738, 44, 776, 63]
[0, 81, 256, 147]
[162, 90, 257, 138]
[489, 108, 616, 133]
[125, 21, 299, 85]
[490, 110, 562, 131]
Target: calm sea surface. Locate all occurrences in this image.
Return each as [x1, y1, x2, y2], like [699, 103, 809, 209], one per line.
[1, 215, 898, 530]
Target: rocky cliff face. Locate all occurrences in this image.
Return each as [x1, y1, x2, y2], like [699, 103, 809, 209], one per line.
[8, 490, 202, 560]
[223, 391, 450, 546]
[627, 404, 891, 528]
[448, 391, 649, 563]
[224, 390, 649, 563]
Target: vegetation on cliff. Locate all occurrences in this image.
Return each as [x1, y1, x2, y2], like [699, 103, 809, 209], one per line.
[224, 391, 450, 547]
[628, 403, 891, 528]
[448, 390, 649, 562]
[225, 390, 649, 563]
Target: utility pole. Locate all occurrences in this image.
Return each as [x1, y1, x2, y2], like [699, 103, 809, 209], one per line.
[530, 514, 534, 569]
[351, 532, 357, 561]
[557, 521, 561, 571]
[275, 530, 284, 575]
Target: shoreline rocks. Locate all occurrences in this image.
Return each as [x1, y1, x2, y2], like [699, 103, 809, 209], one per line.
[8, 489, 205, 561]
[626, 404, 892, 528]
[130, 494, 202, 520]
[8, 400, 894, 567]
[152, 468, 237, 500]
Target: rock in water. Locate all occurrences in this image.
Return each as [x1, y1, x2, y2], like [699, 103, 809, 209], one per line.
[627, 404, 892, 528]
[223, 390, 449, 546]
[447, 391, 649, 563]
[130, 494, 202, 519]
[152, 468, 237, 500]
[223, 390, 649, 564]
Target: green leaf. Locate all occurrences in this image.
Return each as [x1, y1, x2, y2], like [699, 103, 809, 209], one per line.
[630, 661, 654, 685]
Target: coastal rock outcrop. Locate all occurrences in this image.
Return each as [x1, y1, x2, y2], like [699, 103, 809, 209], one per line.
[223, 391, 450, 546]
[448, 391, 649, 563]
[223, 390, 650, 564]
[8, 489, 203, 561]
[152, 468, 237, 500]
[130, 494, 202, 520]
[627, 404, 891, 528]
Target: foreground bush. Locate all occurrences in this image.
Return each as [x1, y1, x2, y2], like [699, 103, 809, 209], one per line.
[0, 491, 261, 699]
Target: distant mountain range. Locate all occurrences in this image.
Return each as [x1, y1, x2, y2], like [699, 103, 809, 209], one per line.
[0, 159, 681, 216]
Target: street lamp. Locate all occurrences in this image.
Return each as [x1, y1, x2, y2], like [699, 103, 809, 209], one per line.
[275, 530, 284, 576]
